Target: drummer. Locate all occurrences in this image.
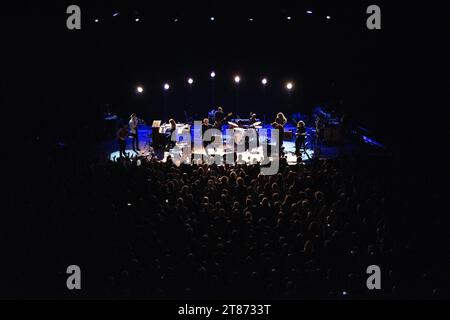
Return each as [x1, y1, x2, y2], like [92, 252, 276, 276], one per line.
[249, 112, 261, 146]
[249, 112, 258, 125]
[165, 118, 177, 150]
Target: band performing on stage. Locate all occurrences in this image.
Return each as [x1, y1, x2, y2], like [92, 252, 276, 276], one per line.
[115, 105, 331, 165]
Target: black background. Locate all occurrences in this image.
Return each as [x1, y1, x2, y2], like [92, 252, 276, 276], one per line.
[3, 0, 447, 152]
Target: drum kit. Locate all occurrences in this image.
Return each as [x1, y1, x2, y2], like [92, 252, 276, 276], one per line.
[159, 123, 190, 135]
[228, 121, 262, 129]
[228, 121, 262, 145]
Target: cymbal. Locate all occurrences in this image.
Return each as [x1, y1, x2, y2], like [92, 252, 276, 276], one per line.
[254, 126, 263, 129]
[228, 121, 239, 127]
[252, 121, 262, 127]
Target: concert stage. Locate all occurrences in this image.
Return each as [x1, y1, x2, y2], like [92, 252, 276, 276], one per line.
[106, 123, 356, 165]
[109, 140, 315, 165]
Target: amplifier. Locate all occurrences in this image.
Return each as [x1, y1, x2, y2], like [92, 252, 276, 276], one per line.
[283, 131, 294, 140]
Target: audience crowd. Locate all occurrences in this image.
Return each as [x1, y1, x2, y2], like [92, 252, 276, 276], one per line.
[7, 145, 448, 299]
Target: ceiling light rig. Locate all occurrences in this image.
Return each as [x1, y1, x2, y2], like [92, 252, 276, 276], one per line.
[93, 10, 338, 26]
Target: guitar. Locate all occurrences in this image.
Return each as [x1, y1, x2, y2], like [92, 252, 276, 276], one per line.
[271, 122, 285, 130]
[214, 112, 233, 128]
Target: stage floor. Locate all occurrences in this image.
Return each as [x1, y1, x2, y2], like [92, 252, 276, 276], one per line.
[109, 140, 315, 165]
[104, 124, 379, 165]
[109, 124, 317, 165]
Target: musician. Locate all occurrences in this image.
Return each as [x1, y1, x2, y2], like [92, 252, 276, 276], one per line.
[272, 112, 287, 153]
[166, 118, 177, 150]
[202, 118, 212, 134]
[248, 112, 260, 147]
[249, 112, 257, 124]
[116, 124, 129, 158]
[295, 121, 307, 156]
[202, 118, 212, 148]
[214, 107, 225, 125]
[274, 112, 287, 127]
[129, 113, 144, 152]
[169, 118, 176, 131]
[214, 107, 232, 129]
[315, 114, 325, 143]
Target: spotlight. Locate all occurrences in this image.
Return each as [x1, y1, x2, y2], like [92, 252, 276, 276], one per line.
[210, 17, 215, 21]
[164, 83, 170, 91]
[287, 16, 292, 20]
[249, 18, 254, 22]
[286, 82, 293, 90]
[135, 18, 140, 22]
[173, 18, 179, 22]
[326, 15, 331, 20]
[234, 76, 241, 84]
[306, 10, 313, 15]
[262, 78, 268, 85]
[136, 86, 144, 94]
[188, 78, 194, 85]
[113, 12, 119, 17]
[94, 19, 99, 23]
[210, 71, 216, 78]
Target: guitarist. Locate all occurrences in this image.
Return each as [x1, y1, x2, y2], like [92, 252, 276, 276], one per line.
[271, 112, 288, 155]
[214, 107, 232, 129]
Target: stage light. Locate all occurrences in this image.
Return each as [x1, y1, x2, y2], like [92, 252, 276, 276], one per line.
[188, 78, 194, 85]
[210, 17, 215, 21]
[326, 15, 331, 20]
[173, 18, 179, 22]
[164, 83, 170, 91]
[287, 16, 292, 20]
[262, 78, 268, 85]
[286, 82, 293, 90]
[234, 76, 241, 84]
[94, 19, 99, 23]
[210, 71, 216, 78]
[135, 18, 140, 22]
[136, 86, 144, 94]
[306, 10, 313, 15]
[249, 18, 254, 22]
[113, 12, 119, 17]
